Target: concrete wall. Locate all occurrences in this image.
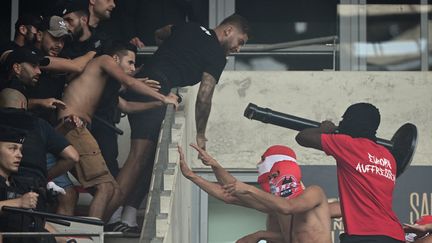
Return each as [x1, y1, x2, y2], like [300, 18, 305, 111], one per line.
[181, 71, 431, 169]
[114, 71, 430, 243]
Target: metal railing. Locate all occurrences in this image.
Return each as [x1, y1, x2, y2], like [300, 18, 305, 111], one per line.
[0, 232, 123, 242]
[0, 206, 123, 243]
[136, 35, 338, 56]
[141, 100, 177, 243]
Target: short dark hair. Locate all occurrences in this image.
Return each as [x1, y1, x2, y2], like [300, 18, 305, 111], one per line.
[338, 103, 381, 141]
[105, 42, 137, 57]
[219, 14, 250, 35]
[72, 9, 90, 18]
[14, 14, 43, 38]
[59, 0, 89, 17]
[15, 14, 43, 31]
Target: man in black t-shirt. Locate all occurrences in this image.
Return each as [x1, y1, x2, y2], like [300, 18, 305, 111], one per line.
[0, 108, 73, 243]
[110, 14, 249, 232]
[0, 110, 41, 243]
[0, 89, 79, 213]
[0, 14, 43, 56]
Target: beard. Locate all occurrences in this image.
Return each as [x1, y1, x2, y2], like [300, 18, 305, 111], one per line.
[25, 32, 37, 46]
[220, 41, 231, 56]
[73, 26, 84, 40]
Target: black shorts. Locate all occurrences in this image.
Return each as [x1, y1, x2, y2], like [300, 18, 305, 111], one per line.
[339, 234, 404, 243]
[126, 105, 167, 141]
[121, 68, 170, 142]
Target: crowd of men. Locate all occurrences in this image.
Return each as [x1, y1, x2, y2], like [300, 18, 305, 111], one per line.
[0, 0, 249, 241]
[0, 0, 431, 243]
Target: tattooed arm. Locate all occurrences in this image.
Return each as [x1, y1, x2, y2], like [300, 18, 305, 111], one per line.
[195, 72, 217, 151]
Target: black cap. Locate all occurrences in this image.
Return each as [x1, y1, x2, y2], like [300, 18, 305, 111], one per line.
[61, 0, 89, 16]
[4, 47, 50, 71]
[15, 14, 44, 31]
[0, 108, 34, 144]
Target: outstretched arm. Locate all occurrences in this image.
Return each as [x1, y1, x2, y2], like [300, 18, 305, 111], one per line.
[195, 72, 217, 151]
[178, 146, 271, 213]
[178, 146, 241, 204]
[28, 98, 66, 110]
[100, 56, 178, 108]
[404, 223, 432, 235]
[118, 97, 164, 114]
[190, 143, 236, 185]
[225, 182, 325, 215]
[329, 201, 342, 218]
[295, 121, 337, 150]
[43, 51, 96, 73]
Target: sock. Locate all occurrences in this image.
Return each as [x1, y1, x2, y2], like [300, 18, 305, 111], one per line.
[121, 205, 138, 227]
[107, 206, 123, 224]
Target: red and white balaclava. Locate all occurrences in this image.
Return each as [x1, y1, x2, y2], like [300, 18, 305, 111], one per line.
[268, 160, 303, 199]
[257, 145, 298, 194]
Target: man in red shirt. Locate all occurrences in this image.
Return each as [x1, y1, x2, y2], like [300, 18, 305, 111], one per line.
[295, 102, 405, 243]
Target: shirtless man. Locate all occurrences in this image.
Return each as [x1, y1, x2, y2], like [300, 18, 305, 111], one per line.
[179, 144, 332, 243]
[57, 42, 178, 221]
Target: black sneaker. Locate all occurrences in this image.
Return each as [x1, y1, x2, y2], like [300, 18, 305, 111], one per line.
[123, 225, 140, 234]
[104, 221, 126, 232]
[118, 223, 141, 237]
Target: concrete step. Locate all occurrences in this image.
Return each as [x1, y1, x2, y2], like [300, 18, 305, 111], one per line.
[106, 235, 140, 243]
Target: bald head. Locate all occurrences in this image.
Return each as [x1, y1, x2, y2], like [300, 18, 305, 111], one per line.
[0, 88, 27, 109]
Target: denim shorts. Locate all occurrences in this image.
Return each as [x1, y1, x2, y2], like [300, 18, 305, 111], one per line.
[46, 153, 74, 189]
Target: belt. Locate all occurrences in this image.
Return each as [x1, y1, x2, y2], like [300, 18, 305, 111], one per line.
[57, 115, 91, 129]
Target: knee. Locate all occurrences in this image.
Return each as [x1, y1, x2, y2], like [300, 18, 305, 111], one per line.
[96, 182, 114, 196]
[128, 140, 156, 161]
[128, 147, 147, 162]
[59, 188, 78, 204]
[115, 186, 126, 203]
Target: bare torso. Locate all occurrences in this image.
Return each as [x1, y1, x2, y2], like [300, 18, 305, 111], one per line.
[291, 188, 331, 243]
[59, 56, 111, 123]
[277, 186, 332, 243]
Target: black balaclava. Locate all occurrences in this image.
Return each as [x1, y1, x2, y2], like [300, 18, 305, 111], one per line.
[338, 103, 380, 142]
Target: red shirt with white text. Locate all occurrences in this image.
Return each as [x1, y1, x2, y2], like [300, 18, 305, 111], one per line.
[322, 134, 404, 241]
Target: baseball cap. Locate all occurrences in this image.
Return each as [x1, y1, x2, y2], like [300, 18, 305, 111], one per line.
[42, 16, 70, 38]
[15, 14, 43, 30]
[0, 108, 35, 144]
[0, 125, 27, 144]
[61, 0, 89, 16]
[4, 47, 50, 71]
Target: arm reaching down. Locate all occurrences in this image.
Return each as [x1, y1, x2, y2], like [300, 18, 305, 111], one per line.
[195, 72, 217, 151]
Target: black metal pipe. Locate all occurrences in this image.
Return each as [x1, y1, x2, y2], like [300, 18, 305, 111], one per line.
[244, 103, 393, 149]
